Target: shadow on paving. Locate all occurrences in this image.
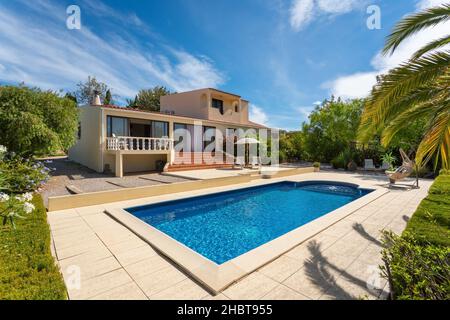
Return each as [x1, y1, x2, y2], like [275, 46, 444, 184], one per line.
[352, 223, 384, 247]
[304, 238, 385, 300]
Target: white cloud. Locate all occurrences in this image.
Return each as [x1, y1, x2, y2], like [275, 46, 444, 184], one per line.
[289, 0, 361, 31]
[0, 0, 225, 100]
[296, 106, 314, 118]
[290, 0, 315, 31]
[316, 0, 359, 14]
[325, 0, 450, 99]
[79, 0, 145, 29]
[324, 71, 379, 99]
[249, 104, 269, 125]
[416, 0, 449, 10]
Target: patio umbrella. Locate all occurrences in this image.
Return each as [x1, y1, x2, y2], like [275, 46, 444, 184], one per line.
[235, 137, 260, 144]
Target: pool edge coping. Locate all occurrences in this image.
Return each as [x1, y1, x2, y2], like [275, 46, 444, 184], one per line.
[105, 181, 388, 294]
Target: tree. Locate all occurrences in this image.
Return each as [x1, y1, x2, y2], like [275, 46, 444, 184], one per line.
[0, 85, 79, 156]
[300, 98, 364, 162]
[127, 86, 172, 111]
[279, 131, 303, 162]
[104, 89, 112, 105]
[74, 76, 109, 105]
[358, 4, 450, 169]
[64, 92, 77, 104]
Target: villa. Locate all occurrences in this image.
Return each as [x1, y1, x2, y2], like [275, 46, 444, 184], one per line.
[69, 88, 269, 177]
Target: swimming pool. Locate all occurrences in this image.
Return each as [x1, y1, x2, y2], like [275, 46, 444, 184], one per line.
[126, 181, 372, 264]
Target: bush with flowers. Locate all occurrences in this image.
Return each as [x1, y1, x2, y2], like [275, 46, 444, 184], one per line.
[0, 145, 51, 227]
[0, 192, 35, 228]
[0, 146, 50, 193]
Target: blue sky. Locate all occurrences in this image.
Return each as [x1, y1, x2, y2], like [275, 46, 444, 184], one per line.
[0, 0, 448, 130]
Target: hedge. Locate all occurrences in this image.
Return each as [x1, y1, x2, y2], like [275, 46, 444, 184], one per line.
[404, 174, 450, 247]
[0, 194, 66, 299]
[381, 172, 450, 300]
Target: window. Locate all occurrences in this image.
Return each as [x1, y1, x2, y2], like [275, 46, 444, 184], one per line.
[235, 105, 239, 112]
[107, 116, 128, 137]
[173, 123, 194, 151]
[151, 121, 168, 138]
[203, 126, 216, 151]
[211, 98, 224, 115]
[174, 123, 187, 147]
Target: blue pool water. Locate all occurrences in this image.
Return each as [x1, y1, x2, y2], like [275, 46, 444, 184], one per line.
[127, 181, 372, 264]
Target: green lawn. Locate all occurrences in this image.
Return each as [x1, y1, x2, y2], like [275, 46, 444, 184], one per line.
[0, 194, 66, 300]
[404, 173, 450, 247]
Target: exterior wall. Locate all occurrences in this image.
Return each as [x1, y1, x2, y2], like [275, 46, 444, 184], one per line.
[207, 92, 243, 124]
[161, 89, 252, 127]
[160, 89, 208, 120]
[240, 100, 249, 123]
[123, 154, 167, 173]
[68, 106, 103, 172]
[103, 153, 115, 173]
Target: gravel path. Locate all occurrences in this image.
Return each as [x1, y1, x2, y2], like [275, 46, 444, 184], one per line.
[39, 158, 189, 207]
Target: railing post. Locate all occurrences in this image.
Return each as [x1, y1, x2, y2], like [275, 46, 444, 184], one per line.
[106, 136, 174, 152]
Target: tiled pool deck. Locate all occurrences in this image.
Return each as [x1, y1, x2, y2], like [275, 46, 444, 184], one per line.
[47, 172, 431, 300]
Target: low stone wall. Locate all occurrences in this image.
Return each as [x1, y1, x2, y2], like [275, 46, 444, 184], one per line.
[48, 174, 252, 211]
[259, 167, 316, 179]
[48, 167, 316, 211]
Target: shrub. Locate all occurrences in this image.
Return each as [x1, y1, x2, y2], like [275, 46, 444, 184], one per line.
[331, 152, 347, 169]
[381, 172, 450, 300]
[313, 162, 320, 168]
[0, 194, 66, 299]
[405, 172, 450, 247]
[429, 173, 450, 195]
[380, 231, 449, 300]
[412, 165, 430, 178]
[0, 85, 79, 156]
[0, 156, 50, 193]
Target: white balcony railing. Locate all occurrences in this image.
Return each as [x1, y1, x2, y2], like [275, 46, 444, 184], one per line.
[106, 136, 173, 151]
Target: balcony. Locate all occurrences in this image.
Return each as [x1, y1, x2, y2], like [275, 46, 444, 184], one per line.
[106, 136, 173, 152]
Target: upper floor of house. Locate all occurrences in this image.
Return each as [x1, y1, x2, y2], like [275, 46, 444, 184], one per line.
[160, 88, 251, 126]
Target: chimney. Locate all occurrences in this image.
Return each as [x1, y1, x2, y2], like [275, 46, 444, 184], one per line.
[91, 90, 102, 106]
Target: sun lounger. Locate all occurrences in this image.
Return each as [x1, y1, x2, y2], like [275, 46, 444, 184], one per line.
[364, 159, 376, 171]
[250, 156, 261, 169]
[233, 157, 245, 170]
[386, 149, 416, 187]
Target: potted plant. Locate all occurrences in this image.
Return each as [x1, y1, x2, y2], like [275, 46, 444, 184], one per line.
[381, 152, 397, 171]
[347, 160, 357, 171]
[313, 162, 320, 172]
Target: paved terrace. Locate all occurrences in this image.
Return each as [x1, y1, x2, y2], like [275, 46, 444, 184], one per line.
[47, 172, 431, 300]
[40, 158, 189, 207]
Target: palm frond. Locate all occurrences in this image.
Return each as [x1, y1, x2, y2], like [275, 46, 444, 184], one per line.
[357, 86, 440, 142]
[383, 4, 450, 56]
[380, 102, 436, 146]
[416, 109, 450, 169]
[360, 51, 450, 134]
[412, 35, 450, 60]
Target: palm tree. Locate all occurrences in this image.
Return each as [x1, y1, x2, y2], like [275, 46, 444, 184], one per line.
[358, 4, 450, 169]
